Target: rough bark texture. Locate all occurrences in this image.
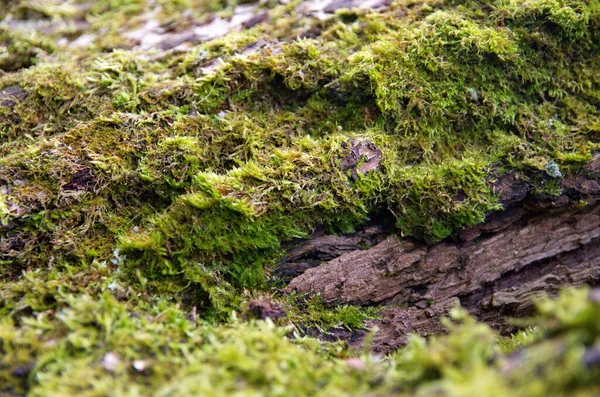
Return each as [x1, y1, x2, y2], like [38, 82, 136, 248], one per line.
[280, 155, 600, 353]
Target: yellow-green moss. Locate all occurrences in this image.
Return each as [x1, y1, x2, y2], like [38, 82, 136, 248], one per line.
[1, 0, 600, 392]
[1, 0, 599, 312]
[1, 269, 599, 395]
[0, 27, 54, 72]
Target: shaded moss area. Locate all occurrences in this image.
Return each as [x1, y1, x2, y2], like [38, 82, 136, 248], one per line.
[1, 0, 600, 393]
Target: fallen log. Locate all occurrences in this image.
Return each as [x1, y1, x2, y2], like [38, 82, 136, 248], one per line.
[279, 157, 600, 353]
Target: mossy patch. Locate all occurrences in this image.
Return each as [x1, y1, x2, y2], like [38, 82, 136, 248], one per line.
[0, 27, 54, 72]
[286, 294, 382, 332]
[1, 0, 599, 313]
[1, 0, 600, 392]
[1, 268, 599, 395]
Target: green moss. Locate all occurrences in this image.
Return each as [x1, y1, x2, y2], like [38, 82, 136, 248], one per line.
[286, 294, 382, 332]
[1, 0, 598, 312]
[0, 26, 54, 72]
[497, 327, 543, 353]
[1, 271, 599, 395]
[1, 0, 600, 392]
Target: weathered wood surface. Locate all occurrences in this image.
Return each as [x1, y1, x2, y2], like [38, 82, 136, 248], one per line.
[280, 155, 600, 352]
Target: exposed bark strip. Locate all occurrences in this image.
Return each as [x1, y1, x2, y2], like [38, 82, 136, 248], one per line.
[279, 160, 600, 353]
[275, 224, 388, 282]
[285, 202, 600, 305]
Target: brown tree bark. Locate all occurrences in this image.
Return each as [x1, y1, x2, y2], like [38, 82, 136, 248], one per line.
[278, 154, 600, 353]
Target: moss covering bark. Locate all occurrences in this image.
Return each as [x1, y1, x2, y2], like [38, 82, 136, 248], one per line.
[1, 0, 600, 394]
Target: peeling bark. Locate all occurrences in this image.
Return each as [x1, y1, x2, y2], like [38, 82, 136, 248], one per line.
[279, 157, 600, 353]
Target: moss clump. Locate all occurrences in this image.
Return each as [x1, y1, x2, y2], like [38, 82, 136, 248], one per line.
[286, 294, 382, 332]
[1, 0, 598, 313]
[0, 27, 54, 72]
[384, 289, 600, 396]
[0, 0, 600, 392]
[1, 269, 599, 395]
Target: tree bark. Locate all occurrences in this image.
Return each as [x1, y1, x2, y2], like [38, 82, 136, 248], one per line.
[278, 154, 600, 353]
